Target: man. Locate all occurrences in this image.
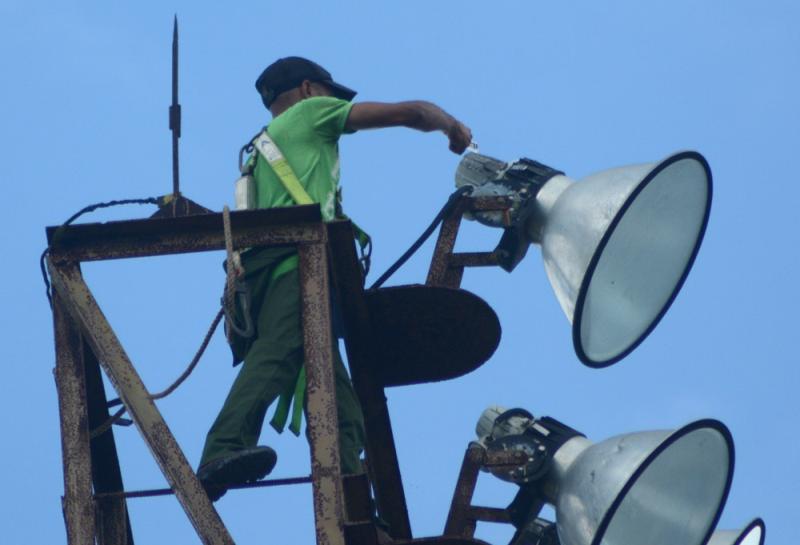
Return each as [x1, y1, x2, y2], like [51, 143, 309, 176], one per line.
[198, 56, 472, 501]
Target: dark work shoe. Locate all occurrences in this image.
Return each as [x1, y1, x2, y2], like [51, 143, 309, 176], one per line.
[197, 446, 278, 502]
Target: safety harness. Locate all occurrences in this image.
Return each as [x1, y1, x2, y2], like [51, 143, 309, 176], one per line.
[233, 128, 371, 436]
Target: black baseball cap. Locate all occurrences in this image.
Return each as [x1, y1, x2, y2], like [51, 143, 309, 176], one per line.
[255, 56, 357, 108]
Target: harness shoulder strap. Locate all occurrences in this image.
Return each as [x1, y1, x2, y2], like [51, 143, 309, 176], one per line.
[252, 130, 314, 206]
[252, 128, 372, 275]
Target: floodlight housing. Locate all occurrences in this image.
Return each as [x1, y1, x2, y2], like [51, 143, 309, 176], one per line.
[456, 151, 712, 367]
[476, 407, 734, 545]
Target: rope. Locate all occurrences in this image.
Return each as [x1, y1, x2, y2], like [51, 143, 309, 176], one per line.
[369, 186, 473, 289]
[222, 206, 239, 343]
[221, 206, 253, 339]
[150, 308, 224, 401]
[93, 306, 225, 439]
[41, 197, 229, 440]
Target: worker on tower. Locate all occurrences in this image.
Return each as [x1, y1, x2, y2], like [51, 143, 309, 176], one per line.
[197, 56, 472, 501]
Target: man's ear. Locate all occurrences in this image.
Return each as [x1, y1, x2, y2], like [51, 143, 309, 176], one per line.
[299, 80, 314, 99]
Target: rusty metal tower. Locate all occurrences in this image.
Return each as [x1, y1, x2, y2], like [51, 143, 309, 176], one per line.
[45, 17, 534, 545]
[46, 194, 523, 545]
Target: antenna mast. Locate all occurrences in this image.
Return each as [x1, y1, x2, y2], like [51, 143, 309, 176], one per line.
[170, 15, 181, 197]
[152, 15, 211, 218]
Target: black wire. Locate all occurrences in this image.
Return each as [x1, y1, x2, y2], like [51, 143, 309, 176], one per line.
[40, 197, 160, 306]
[369, 186, 473, 290]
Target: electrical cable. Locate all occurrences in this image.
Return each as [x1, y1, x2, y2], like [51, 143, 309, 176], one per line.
[40, 197, 160, 306]
[96, 307, 225, 438]
[41, 196, 225, 439]
[369, 186, 472, 290]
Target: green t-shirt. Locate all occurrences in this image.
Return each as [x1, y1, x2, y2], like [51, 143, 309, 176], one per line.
[253, 96, 355, 220]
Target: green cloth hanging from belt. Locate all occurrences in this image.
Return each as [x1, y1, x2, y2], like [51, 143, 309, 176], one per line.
[270, 365, 306, 436]
[264, 253, 305, 436]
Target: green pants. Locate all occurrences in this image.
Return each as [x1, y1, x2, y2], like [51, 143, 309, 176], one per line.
[200, 249, 366, 474]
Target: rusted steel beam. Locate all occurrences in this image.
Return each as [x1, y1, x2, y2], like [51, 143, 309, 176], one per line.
[444, 446, 525, 539]
[327, 221, 413, 540]
[94, 497, 129, 545]
[426, 196, 514, 288]
[468, 196, 513, 212]
[426, 198, 468, 288]
[48, 261, 234, 545]
[444, 444, 485, 538]
[298, 238, 347, 545]
[444, 446, 529, 537]
[53, 296, 96, 545]
[83, 339, 134, 545]
[342, 473, 373, 523]
[467, 507, 511, 524]
[47, 205, 323, 263]
[343, 521, 380, 545]
[448, 252, 500, 268]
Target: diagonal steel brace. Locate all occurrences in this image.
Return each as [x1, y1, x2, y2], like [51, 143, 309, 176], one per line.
[47, 259, 235, 545]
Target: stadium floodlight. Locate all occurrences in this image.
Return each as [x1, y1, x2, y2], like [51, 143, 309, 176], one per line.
[475, 406, 733, 545]
[456, 151, 712, 367]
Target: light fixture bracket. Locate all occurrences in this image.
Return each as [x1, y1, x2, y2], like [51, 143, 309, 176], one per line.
[478, 407, 583, 485]
[455, 153, 563, 271]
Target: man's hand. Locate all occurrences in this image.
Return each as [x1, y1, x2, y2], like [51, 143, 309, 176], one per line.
[346, 101, 473, 154]
[446, 120, 472, 154]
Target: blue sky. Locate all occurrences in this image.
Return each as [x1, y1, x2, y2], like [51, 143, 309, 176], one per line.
[2, 1, 798, 544]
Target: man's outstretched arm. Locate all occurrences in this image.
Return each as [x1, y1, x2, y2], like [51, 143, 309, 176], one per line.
[345, 101, 472, 154]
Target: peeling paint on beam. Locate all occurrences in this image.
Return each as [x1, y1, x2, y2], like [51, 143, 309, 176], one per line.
[46, 206, 324, 263]
[52, 296, 96, 545]
[298, 240, 347, 545]
[48, 261, 235, 545]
